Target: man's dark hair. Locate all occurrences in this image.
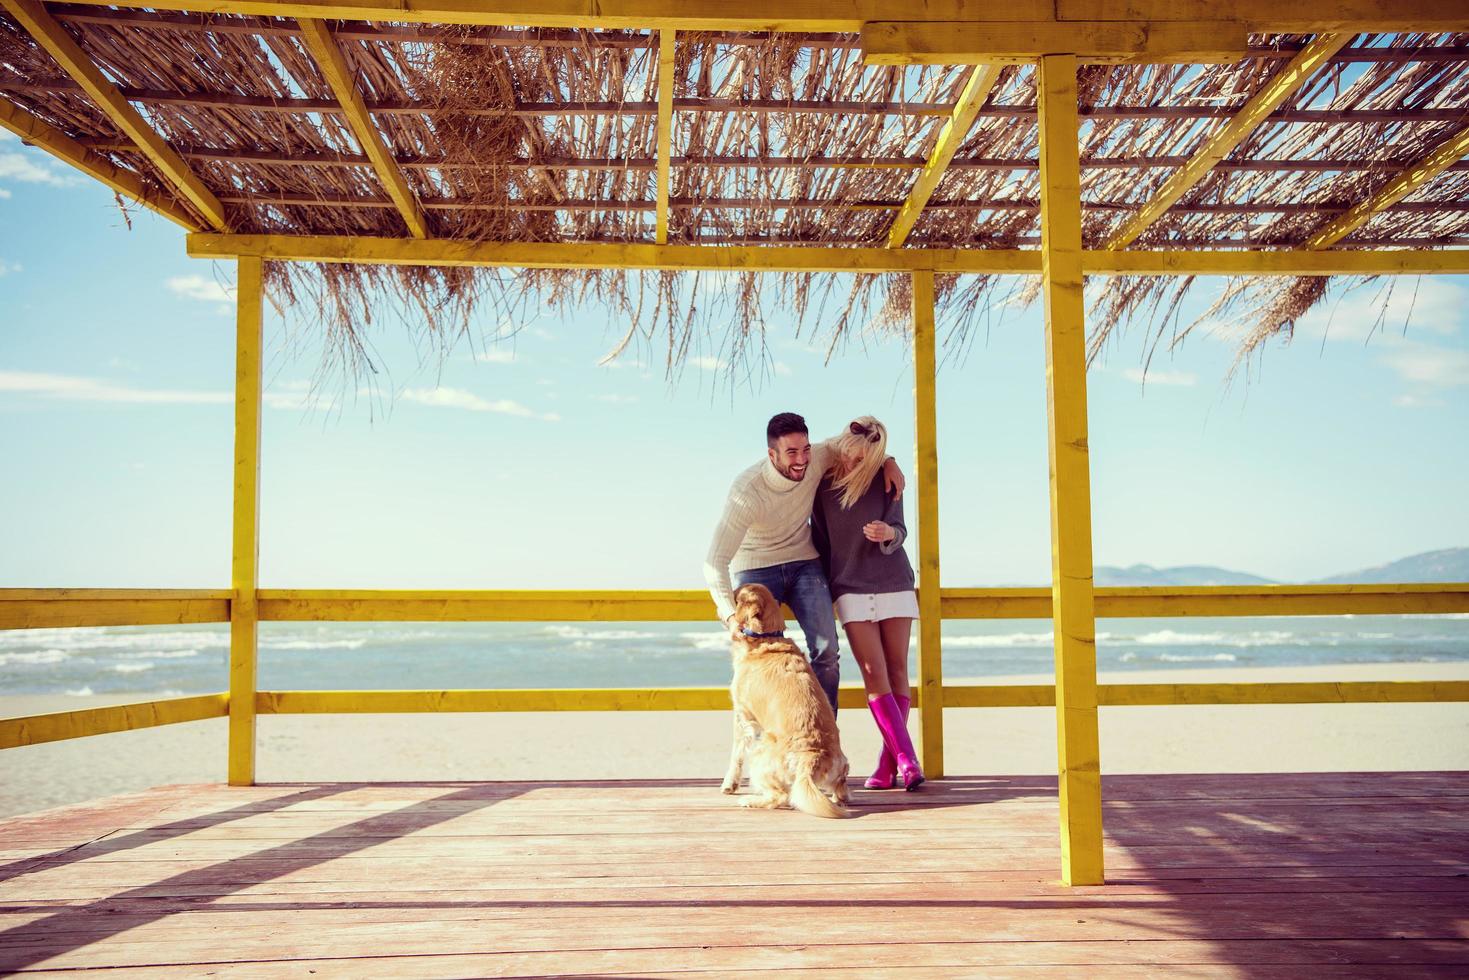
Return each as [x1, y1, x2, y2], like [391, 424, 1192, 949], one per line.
[766, 412, 809, 447]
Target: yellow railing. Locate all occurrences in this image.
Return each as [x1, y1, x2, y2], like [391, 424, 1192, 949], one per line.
[3, 584, 1467, 750]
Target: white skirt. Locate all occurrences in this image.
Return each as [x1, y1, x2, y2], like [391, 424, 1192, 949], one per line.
[835, 590, 920, 625]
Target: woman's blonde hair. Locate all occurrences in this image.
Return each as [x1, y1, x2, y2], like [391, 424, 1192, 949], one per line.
[829, 415, 888, 510]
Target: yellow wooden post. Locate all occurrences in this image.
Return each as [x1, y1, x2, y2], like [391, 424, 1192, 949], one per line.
[911, 269, 944, 777]
[229, 256, 264, 786]
[1037, 54, 1104, 886]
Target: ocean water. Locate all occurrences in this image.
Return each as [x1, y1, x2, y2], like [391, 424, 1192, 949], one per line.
[1, 615, 1465, 696]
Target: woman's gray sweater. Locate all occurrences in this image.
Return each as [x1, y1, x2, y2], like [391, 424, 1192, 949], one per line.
[810, 472, 916, 599]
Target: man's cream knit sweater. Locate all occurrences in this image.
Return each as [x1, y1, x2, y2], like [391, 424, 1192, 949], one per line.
[703, 442, 834, 623]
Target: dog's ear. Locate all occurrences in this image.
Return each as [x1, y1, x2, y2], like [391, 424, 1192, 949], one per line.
[733, 584, 759, 628]
[761, 589, 786, 633]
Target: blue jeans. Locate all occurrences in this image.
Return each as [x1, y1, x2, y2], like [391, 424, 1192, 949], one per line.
[733, 559, 840, 713]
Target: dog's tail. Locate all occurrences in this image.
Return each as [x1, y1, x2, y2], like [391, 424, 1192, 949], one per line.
[790, 769, 850, 820]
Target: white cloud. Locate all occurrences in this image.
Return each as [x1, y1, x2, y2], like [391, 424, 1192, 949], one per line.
[475, 349, 517, 364]
[166, 274, 234, 305]
[399, 385, 559, 420]
[691, 356, 726, 372]
[0, 259, 19, 276]
[1296, 279, 1464, 345]
[1380, 343, 1469, 387]
[0, 370, 230, 405]
[773, 361, 792, 376]
[1123, 367, 1197, 387]
[0, 150, 82, 189]
[1393, 394, 1444, 408]
[0, 188, 11, 200]
[594, 393, 639, 404]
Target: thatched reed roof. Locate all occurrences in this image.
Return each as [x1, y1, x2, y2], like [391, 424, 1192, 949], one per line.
[2, 6, 1467, 377]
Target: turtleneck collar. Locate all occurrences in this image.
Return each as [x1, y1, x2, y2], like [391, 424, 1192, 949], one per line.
[760, 455, 805, 494]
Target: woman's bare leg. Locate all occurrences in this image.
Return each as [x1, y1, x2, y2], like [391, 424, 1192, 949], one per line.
[878, 617, 913, 700]
[841, 620, 892, 698]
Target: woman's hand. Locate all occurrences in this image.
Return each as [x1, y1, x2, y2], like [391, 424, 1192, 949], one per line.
[863, 520, 896, 543]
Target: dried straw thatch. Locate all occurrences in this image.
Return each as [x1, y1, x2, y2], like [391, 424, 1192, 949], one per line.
[2, 9, 1467, 381]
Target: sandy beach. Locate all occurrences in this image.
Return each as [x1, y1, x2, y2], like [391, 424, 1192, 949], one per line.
[2, 662, 1467, 819]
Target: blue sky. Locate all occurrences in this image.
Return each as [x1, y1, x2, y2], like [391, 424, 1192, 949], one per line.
[2, 129, 1466, 589]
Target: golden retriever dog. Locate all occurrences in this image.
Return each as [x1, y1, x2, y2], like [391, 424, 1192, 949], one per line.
[721, 583, 850, 818]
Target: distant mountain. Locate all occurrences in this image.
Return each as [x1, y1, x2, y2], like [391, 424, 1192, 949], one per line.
[1095, 564, 1277, 587]
[1090, 547, 1469, 587]
[1313, 547, 1469, 584]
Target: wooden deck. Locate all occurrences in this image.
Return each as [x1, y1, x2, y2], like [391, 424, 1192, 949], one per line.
[1, 773, 1466, 977]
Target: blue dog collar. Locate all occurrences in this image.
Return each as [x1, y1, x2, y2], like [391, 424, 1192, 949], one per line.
[740, 626, 786, 639]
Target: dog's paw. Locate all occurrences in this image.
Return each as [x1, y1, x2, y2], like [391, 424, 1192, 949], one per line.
[720, 780, 740, 795]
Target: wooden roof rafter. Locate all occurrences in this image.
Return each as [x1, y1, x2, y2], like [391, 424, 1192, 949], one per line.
[886, 63, 1003, 248]
[0, 0, 228, 230]
[654, 29, 674, 244]
[295, 17, 429, 239]
[1103, 33, 1352, 250]
[40, 0, 1469, 35]
[1305, 124, 1469, 248]
[0, 96, 201, 229]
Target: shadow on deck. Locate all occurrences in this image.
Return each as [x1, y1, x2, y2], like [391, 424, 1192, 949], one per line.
[0, 773, 1466, 976]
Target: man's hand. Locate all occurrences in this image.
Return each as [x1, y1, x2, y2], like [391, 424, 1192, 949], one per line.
[882, 456, 906, 497]
[863, 520, 896, 544]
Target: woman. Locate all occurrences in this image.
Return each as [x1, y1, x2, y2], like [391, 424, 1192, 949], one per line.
[811, 416, 923, 791]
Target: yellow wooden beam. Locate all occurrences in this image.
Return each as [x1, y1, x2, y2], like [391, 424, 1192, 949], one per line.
[0, 98, 203, 231]
[887, 65, 1002, 249]
[0, 592, 230, 630]
[655, 29, 675, 244]
[0, 0, 228, 231]
[1038, 53, 1103, 888]
[47, 1, 1469, 34]
[188, 234, 1043, 273]
[0, 694, 229, 749]
[2, 584, 1461, 632]
[1103, 33, 1350, 250]
[942, 680, 1469, 709]
[863, 20, 1248, 66]
[247, 679, 1469, 716]
[910, 269, 945, 777]
[1088, 249, 1469, 277]
[229, 256, 265, 787]
[1305, 126, 1469, 249]
[297, 19, 429, 239]
[189, 234, 1469, 276]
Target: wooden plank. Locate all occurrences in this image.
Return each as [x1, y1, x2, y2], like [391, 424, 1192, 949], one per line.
[9, 942, 1469, 977]
[654, 29, 674, 244]
[886, 64, 1002, 248]
[187, 233, 1469, 277]
[910, 270, 944, 776]
[229, 256, 264, 787]
[1104, 32, 1351, 249]
[1306, 124, 1469, 248]
[244, 681, 1469, 714]
[0, 695, 228, 749]
[0, 98, 202, 230]
[296, 18, 429, 239]
[863, 20, 1248, 66]
[255, 688, 734, 712]
[1037, 53, 1103, 888]
[42, 1, 1469, 33]
[0, 584, 1463, 632]
[0, 597, 229, 629]
[0, 0, 227, 230]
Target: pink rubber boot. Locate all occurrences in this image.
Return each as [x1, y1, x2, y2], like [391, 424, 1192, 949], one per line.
[864, 693, 911, 789]
[867, 692, 924, 791]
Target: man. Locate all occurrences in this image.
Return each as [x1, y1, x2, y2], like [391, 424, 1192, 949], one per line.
[704, 412, 904, 712]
